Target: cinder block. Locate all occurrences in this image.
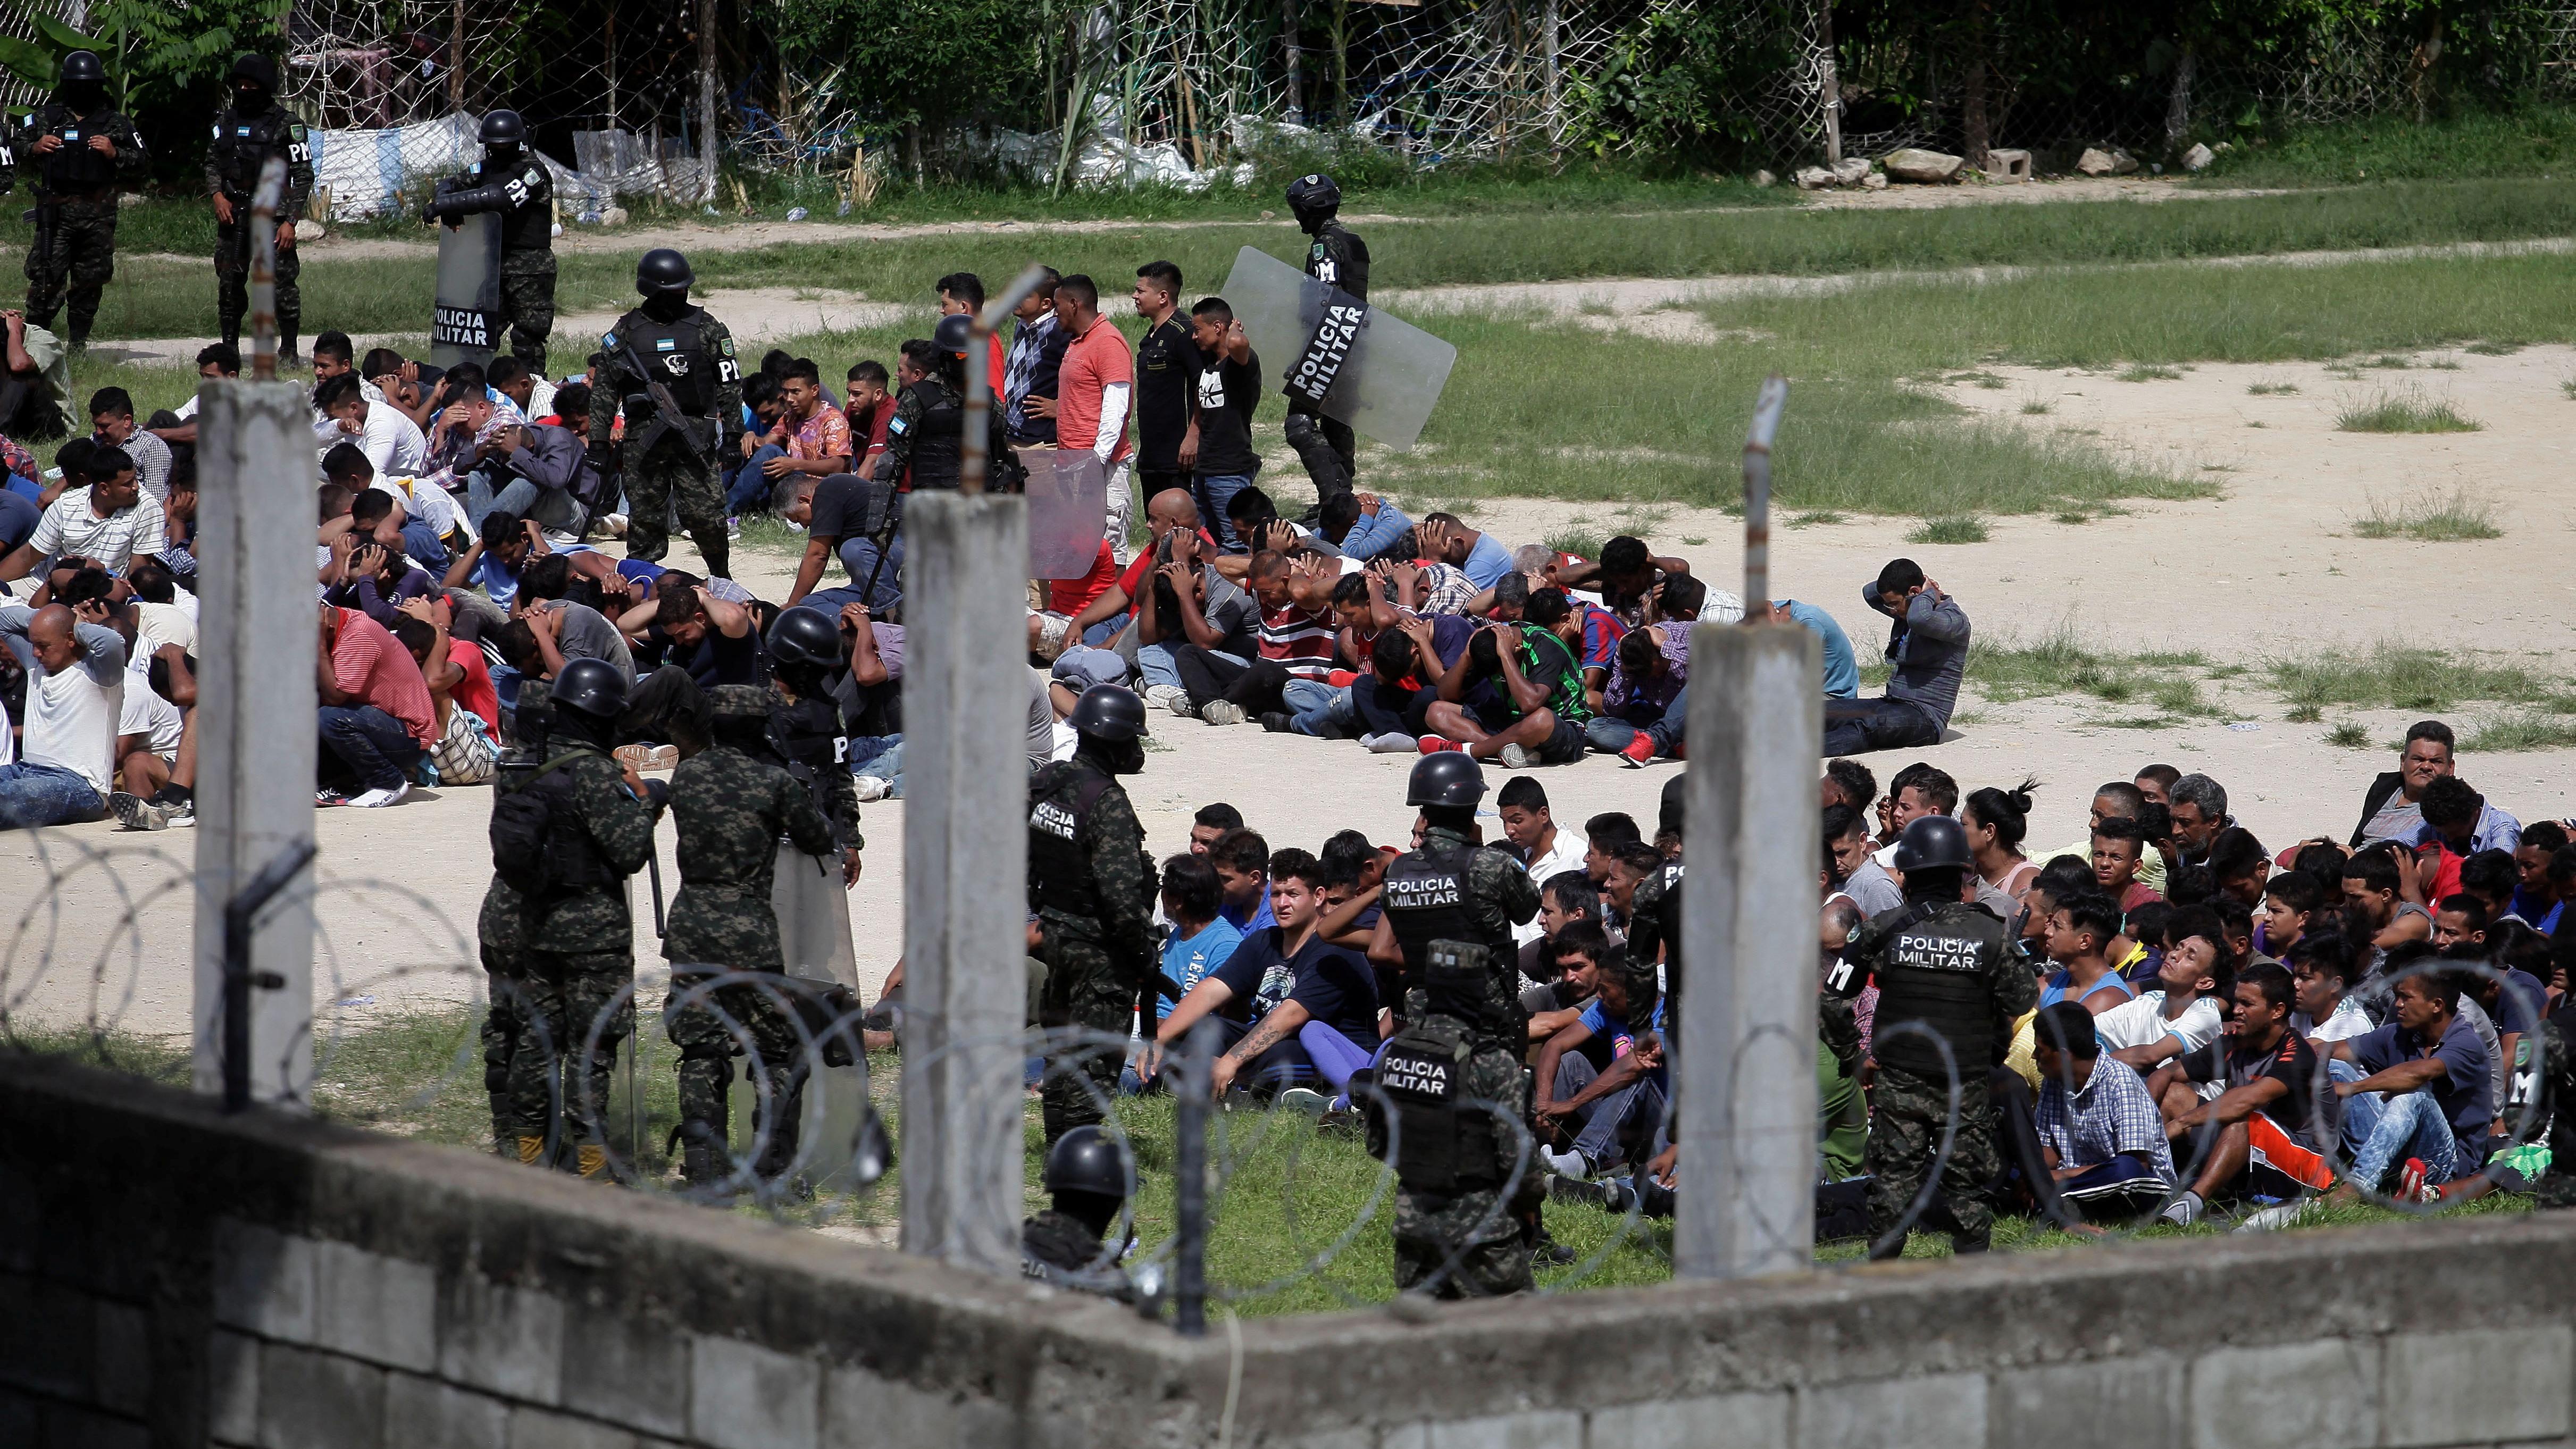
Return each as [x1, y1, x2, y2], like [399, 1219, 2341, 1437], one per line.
[315, 1240, 438, 1372]
[1798, 1373, 1987, 1449]
[212, 1221, 317, 1344]
[1989, 1356, 2180, 1449]
[207, 1330, 260, 1446]
[2188, 1338, 2378, 1449]
[1587, 1391, 1791, 1449]
[0, 1388, 35, 1448]
[436, 1275, 563, 1405]
[92, 1301, 152, 1416]
[258, 1343, 388, 1449]
[559, 1300, 690, 1437]
[690, 1335, 820, 1449]
[39, 1403, 148, 1449]
[0, 1274, 93, 1400]
[1428, 1411, 1583, 1449]
[1273, 1430, 1373, 1449]
[0, 1165, 38, 1275]
[821, 1363, 1014, 1449]
[1382, 1428, 1432, 1449]
[509, 1404, 642, 1449]
[2382, 1326, 2574, 1448]
[384, 1374, 511, 1449]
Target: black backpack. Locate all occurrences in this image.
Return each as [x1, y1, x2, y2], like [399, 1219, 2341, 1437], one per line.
[489, 752, 592, 886]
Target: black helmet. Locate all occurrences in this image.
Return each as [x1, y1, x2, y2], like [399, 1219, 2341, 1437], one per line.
[1043, 1125, 1130, 1200]
[1067, 684, 1147, 743]
[60, 51, 106, 85]
[932, 313, 974, 358]
[766, 606, 843, 672]
[229, 54, 280, 90]
[479, 108, 526, 147]
[550, 658, 629, 721]
[1406, 751, 1486, 808]
[1659, 773, 1686, 837]
[1893, 814, 1973, 873]
[636, 247, 694, 298]
[1285, 172, 1341, 228]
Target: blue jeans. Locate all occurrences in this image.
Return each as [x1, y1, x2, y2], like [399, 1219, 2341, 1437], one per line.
[319, 704, 426, 793]
[2345, 1087, 2478, 1188]
[1193, 472, 1257, 552]
[1549, 1051, 1671, 1168]
[465, 472, 584, 538]
[0, 760, 105, 827]
[834, 530, 905, 612]
[1281, 677, 1354, 738]
[729, 446, 785, 515]
[1586, 687, 1687, 757]
[847, 734, 902, 795]
[1134, 642, 1183, 692]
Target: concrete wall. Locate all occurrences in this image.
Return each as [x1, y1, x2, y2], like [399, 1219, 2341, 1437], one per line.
[4, 1051, 2574, 1449]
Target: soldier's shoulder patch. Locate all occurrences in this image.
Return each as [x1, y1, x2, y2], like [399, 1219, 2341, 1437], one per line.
[290, 123, 307, 140]
[601, 330, 618, 350]
[887, 415, 909, 435]
[523, 163, 544, 184]
[718, 336, 735, 357]
[1311, 242, 1326, 259]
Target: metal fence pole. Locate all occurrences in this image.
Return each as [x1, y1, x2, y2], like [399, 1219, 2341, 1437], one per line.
[1171, 1017, 1215, 1336]
[190, 380, 320, 1108]
[897, 491, 1030, 1275]
[1674, 379, 1819, 1279]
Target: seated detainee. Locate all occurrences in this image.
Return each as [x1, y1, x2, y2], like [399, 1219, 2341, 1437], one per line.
[2156, 962, 2337, 1227]
[2030, 1002, 2177, 1227]
[1532, 953, 1667, 1179]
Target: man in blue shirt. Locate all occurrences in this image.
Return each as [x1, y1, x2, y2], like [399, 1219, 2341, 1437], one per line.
[1418, 512, 1513, 589]
[2330, 970, 2494, 1195]
[1530, 951, 1667, 1178]
[1318, 490, 1413, 563]
[1155, 853, 1242, 1019]
[1770, 598, 1859, 698]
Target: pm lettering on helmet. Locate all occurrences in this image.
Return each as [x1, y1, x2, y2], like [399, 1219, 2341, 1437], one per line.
[1287, 301, 1366, 406]
[1891, 931, 1983, 973]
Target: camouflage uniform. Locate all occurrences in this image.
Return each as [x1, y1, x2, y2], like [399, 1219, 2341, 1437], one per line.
[2520, 1016, 2576, 1209]
[14, 101, 147, 345]
[1377, 824, 1543, 1297]
[1026, 756, 1157, 1144]
[430, 149, 557, 370]
[508, 748, 663, 1154]
[590, 305, 741, 579]
[1837, 897, 2033, 1254]
[478, 677, 550, 1151]
[662, 686, 839, 1183]
[205, 103, 314, 355]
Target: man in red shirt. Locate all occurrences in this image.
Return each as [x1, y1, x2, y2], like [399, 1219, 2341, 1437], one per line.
[844, 359, 893, 475]
[937, 272, 1009, 397]
[1050, 274, 1135, 565]
[317, 600, 438, 807]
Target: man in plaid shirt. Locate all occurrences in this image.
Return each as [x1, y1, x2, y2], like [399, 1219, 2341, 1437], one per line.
[2031, 1002, 2176, 1227]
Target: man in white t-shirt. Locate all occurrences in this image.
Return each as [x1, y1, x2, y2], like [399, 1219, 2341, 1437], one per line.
[1498, 776, 1588, 946]
[2096, 929, 2227, 1073]
[0, 601, 127, 826]
[1, 448, 164, 584]
[315, 372, 430, 479]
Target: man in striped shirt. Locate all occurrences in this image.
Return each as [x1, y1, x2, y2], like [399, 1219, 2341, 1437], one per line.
[1170, 552, 1338, 728]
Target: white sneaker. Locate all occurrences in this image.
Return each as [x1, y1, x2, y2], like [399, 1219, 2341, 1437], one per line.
[2235, 1202, 2315, 1234]
[1199, 700, 1245, 727]
[1275, 1086, 1330, 1116]
[2158, 1191, 2203, 1228]
[347, 782, 411, 808]
[109, 792, 166, 831]
[1367, 732, 1417, 755]
[851, 776, 892, 803]
[1498, 743, 1534, 769]
[1143, 684, 1193, 718]
[543, 529, 580, 549]
[601, 513, 630, 538]
[1538, 1146, 1592, 1179]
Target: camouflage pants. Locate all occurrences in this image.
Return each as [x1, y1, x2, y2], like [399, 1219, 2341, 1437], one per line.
[1390, 1040, 1537, 1299]
[505, 949, 634, 1146]
[481, 945, 534, 1150]
[621, 439, 730, 580]
[497, 252, 557, 374]
[1864, 1062, 1998, 1257]
[1034, 925, 1135, 1146]
[24, 197, 118, 342]
[665, 965, 806, 1182]
[215, 220, 301, 350]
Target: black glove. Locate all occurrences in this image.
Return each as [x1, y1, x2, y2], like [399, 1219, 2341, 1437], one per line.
[586, 441, 618, 479]
[642, 778, 671, 810]
[421, 197, 449, 225]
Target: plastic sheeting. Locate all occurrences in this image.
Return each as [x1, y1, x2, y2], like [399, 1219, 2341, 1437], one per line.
[308, 112, 687, 221]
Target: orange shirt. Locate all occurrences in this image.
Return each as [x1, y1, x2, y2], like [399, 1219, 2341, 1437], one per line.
[1056, 316, 1134, 465]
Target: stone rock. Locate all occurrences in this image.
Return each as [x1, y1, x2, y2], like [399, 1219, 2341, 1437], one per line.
[600, 205, 630, 227]
[2182, 142, 2214, 172]
[298, 221, 328, 242]
[1831, 157, 1871, 186]
[1881, 147, 1963, 183]
[1793, 166, 1836, 190]
[1752, 169, 1776, 188]
[1860, 171, 1889, 190]
[119, 191, 147, 209]
[1983, 147, 2034, 182]
[2076, 147, 2118, 176]
[2111, 148, 2141, 174]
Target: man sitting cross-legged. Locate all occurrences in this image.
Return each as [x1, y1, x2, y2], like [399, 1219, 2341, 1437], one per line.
[2029, 1001, 2177, 1228]
[2156, 962, 2337, 1227]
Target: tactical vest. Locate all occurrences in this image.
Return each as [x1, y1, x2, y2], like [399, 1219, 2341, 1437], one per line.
[1373, 1017, 1500, 1194]
[901, 380, 964, 491]
[1305, 223, 1369, 300]
[1381, 845, 1490, 978]
[1027, 761, 1116, 916]
[1867, 903, 2006, 1078]
[491, 755, 620, 893]
[38, 106, 116, 191]
[211, 110, 295, 195]
[475, 157, 555, 253]
[617, 308, 718, 416]
[766, 694, 846, 776]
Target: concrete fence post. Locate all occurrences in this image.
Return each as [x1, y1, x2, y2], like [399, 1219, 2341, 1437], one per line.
[898, 492, 1028, 1275]
[190, 381, 319, 1107]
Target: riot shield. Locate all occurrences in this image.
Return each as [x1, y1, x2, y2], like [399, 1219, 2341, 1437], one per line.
[429, 212, 503, 371]
[1024, 449, 1109, 579]
[749, 842, 875, 1194]
[1218, 245, 1456, 451]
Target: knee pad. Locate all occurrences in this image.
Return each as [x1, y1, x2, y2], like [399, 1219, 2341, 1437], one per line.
[1283, 412, 1320, 447]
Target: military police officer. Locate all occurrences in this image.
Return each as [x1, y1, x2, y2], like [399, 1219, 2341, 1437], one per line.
[1365, 752, 1542, 1297]
[489, 657, 668, 1176]
[1281, 172, 1367, 510]
[592, 248, 741, 579]
[763, 606, 865, 870]
[1022, 1124, 1136, 1297]
[662, 684, 839, 1188]
[478, 676, 554, 1154]
[1827, 813, 2035, 1257]
[14, 51, 146, 349]
[872, 314, 1017, 495]
[206, 55, 314, 364]
[423, 109, 557, 372]
[1028, 684, 1158, 1146]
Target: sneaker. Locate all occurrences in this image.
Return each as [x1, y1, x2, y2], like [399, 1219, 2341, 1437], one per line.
[108, 792, 167, 831]
[1326, 669, 1358, 688]
[851, 776, 892, 803]
[726, 515, 743, 540]
[1143, 684, 1194, 718]
[2158, 1190, 2203, 1228]
[1275, 1086, 1330, 1116]
[2235, 1202, 2316, 1234]
[162, 797, 196, 828]
[1417, 735, 1461, 755]
[1619, 733, 1656, 768]
[347, 782, 411, 809]
[2398, 1157, 2431, 1203]
[1498, 743, 1534, 770]
[601, 513, 630, 538]
[1199, 700, 1246, 727]
[1367, 732, 1417, 755]
[614, 744, 680, 773]
[1259, 710, 1294, 733]
[1546, 1173, 1619, 1210]
[542, 529, 580, 549]
[1538, 1145, 1592, 1179]
[316, 788, 350, 807]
